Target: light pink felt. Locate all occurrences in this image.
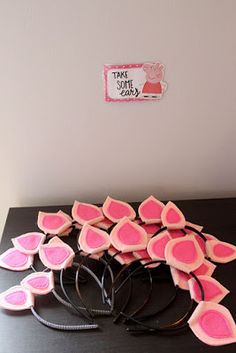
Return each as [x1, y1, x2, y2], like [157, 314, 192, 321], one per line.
[161, 201, 186, 230]
[12, 232, 46, 255]
[147, 231, 171, 260]
[21, 271, 54, 295]
[192, 234, 206, 255]
[102, 196, 136, 223]
[133, 248, 160, 268]
[193, 259, 216, 277]
[170, 266, 190, 290]
[95, 216, 113, 230]
[206, 240, 236, 263]
[38, 211, 71, 235]
[0, 248, 33, 271]
[188, 275, 229, 303]
[110, 217, 147, 253]
[0, 286, 34, 311]
[78, 224, 110, 254]
[165, 235, 204, 273]
[72, 201, 104, 225]
[188, 301, 236, 346]
[138, 196, 164, 224]
[108, 246, 136, 265]
[185, 221, 203, 233]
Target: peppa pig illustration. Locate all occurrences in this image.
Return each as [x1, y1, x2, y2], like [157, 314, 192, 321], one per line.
[142, 62, 167, 99]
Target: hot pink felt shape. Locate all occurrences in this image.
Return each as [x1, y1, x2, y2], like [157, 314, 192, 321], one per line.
[108, 246, 136, 265]
[0, 285, 34, 311]
[147, 231, 171, 261]
[11, 232, 46, 255]
[72, 201, 104, 225]
[161, 201, 186, 230]
[138, 196, 164, 224]
[21, 271, 54, 295]
[78, 224, 110, 254]
[39, 236, 75, 270]
[188, 301, 236, 346]
[102, 196, 136, 223]
[165, 235, 204, 273]
[110, 217, 147, 253]
[0, 248, 33, 271]
[188, 275, 229, 304]
[206, 240, 236, 263]
[38, 211, 72, 235]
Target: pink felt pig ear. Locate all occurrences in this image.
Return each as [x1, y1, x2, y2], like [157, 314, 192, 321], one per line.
[0, 248, 33, 271]
[72, 201, 104, 225]
[170, 266, 190, 290]
[78, 224, 110, 254]
[161, 202, 186, 230]
[11, 232, 46, 255]
[138, 196, 164, 224]
[108, 246, 136, 265]
[188, 301, 236, 346]
[188, 275, 229, 304]
[165, 235, 204, 273]
[193, 258, 216, 277]
[39, 236, 75, 270]
[103, 196, 136, 223]
[147, 231, 171, 261]
[37, 211, 72, 235]
[0, 286, 34, 311]
[206, 239, 236, 263]
[110, 217, 147, 253]
[21, 271, 54, 295]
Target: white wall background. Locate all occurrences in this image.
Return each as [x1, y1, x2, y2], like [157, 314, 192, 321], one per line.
[0, 0, 236, 235]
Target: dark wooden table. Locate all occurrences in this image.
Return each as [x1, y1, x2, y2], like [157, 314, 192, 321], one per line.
[0, 198, 236, 353]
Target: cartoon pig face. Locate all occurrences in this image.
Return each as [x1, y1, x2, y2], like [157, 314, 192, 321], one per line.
[143, 63, 164, 83]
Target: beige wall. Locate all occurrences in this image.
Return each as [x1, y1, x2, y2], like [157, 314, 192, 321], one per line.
[0, 0, 236, 236]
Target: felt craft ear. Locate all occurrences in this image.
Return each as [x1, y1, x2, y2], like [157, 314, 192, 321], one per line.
[78, 224, 110, 254]
[188, 275, 229, 304]
[94, 210, 113, 230]
[165, 235, 204, 273]
[188, 301, 236, 346]
[102, 196, 136, 223]
[147, 231, 171, 261]
[39, 236, 75, 270]
[108, 246, 136, 265]
[37, 211, 72, 235]
[193, 258, 216, 277]
[185, 221, 203, 233]
[161, 202, 186, 229]
[206, 240, 236, 263]
[0, 286, 34, 311]
[110, 217, 147, 253]
[133, 248, 160, 268]
[0, 248, 33, 271]
[138, 196, 164, 224]
[72, 201, 104, 225]
[140, 223, 160, 237]
[21, 271, 54, 295]
[11, 232, 46, 255]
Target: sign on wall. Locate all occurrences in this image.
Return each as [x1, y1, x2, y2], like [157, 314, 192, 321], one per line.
[104, 62, 167, 102]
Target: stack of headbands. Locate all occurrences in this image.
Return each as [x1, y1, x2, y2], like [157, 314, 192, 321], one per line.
[0, 196, 236, 346]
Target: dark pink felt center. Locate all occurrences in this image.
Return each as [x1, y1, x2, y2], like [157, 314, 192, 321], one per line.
[152, 235, 170, 258]
[3, 250, 28, 267]
[108, 201, 131, 219]
[194, 263, 208, 276]
[18, 234, 41, 250]
[193, 279, 221, 301]
[44, 246, 70, 265]
[86, 229, 105, 249]
[5, 291, 27, 305]
[166, 208, 181, 223]
[28, 276, 49, 289]
[117, 223, 141, 245]
[172, 240, 197, 264]
[141, 200, 163, 218]
[76, 204, 100, 221]
[42, 215, 65, 230]
[199, 310, 233, 338]
[213, 244, 234, 257]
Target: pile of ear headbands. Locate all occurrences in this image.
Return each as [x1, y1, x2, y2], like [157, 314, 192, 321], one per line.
[0, 196, 236, 346]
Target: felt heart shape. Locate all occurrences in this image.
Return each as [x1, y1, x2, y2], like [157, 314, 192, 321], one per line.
[21, 271, 54, 295]
[0, 248, 33, 271]
[188, 301, 236, 346]
[72, 201, 104, 225]
[165, 235, 204, 273]
[39, 236, 75, 270]
[138, 196, 164, 224]
[37, 211, 72, 235]
[78, 224, 110, 254]
[0, 286, 34, 311]
[108, 246, 136, 265]
[11, 232, 46, 255]
[103, 196, 136, 223]
[110, 217, 147, 253]
[147, 231, 171, 260]
[206, 240, 236, 263]
[161, 201, 186, 230]
[188, 275, 229, 303]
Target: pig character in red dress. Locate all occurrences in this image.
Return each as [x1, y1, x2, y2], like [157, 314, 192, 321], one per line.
[142, 63, 167, 99]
